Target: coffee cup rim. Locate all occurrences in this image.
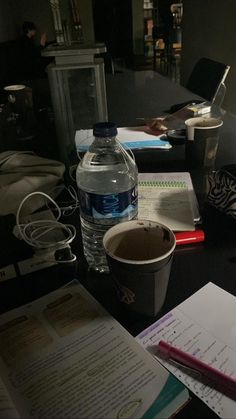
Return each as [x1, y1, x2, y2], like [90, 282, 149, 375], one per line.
[103, 219, 176, 265]
[185, 116, 223, 129]
[4, 84, 26, 91]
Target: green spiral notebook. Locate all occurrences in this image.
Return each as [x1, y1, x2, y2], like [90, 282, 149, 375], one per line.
[138, 173, 200, 231]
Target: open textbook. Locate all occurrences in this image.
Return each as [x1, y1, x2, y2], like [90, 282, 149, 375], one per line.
[0, 282, 189, 419]
[136, 283, 236, 419]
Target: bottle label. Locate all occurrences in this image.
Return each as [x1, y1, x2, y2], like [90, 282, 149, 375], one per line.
[78, 187, 138, 222]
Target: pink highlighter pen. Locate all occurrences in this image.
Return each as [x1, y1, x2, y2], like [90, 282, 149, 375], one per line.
[157, 340, 236, 393]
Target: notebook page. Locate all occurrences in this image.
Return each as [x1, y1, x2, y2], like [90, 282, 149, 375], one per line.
[138, 173, 195, 231]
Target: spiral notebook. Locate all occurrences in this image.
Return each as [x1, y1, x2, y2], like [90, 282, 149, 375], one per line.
[138, 173, 200, 231]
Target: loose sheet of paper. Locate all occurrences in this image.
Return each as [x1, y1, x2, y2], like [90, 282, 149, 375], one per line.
[136, 283, 236, 418]
[138, 173, 195, 231]
[75, 126, 171, 151]
[0, 283, 186, 419]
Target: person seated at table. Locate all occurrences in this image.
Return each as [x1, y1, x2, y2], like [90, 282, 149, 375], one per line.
[15, 21, 51, 81]
[11, 21, 54, 112]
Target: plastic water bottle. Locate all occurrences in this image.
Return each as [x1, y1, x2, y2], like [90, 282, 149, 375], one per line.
[76, 122, 138, 273]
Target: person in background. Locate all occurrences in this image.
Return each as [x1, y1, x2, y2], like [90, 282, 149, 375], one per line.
[13, 21, 54, 114]
[22, 21, 47, 47]
[157, 0, 174, 52]
[16, 21, 49, 81]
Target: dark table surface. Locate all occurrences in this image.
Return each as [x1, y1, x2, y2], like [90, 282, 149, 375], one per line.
[1, 70, 236, 418]
[1, 147, 236, 418]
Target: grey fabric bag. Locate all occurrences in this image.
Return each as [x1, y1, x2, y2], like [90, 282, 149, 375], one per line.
[0, 151, 65, 216]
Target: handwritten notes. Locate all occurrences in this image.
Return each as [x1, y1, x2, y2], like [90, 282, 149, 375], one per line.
[138, 173, 195, 231]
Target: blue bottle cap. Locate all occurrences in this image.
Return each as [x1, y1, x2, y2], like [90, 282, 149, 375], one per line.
[93, 122, 118, 137]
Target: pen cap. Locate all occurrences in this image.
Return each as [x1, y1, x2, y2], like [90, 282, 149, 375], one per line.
[175, 229, 205, 245]
[157, 340, 172, 356]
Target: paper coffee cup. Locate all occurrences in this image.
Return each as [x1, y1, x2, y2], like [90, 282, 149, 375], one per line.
[103, 219, 176, 317]
[185, 116, 223, 170]
[185, 117, 223, 141]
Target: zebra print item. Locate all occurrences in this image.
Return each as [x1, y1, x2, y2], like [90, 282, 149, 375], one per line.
[207, 166, 236, 219]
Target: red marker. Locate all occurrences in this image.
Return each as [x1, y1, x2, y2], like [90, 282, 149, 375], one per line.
[175, 229, 205, 245]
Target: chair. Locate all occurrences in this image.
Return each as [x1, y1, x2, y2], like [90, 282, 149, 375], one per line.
[152, 25, 182, 83]
[169, 57, 230, 112]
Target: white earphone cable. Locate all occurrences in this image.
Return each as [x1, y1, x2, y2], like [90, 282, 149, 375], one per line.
[16, 191, 77, 262]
